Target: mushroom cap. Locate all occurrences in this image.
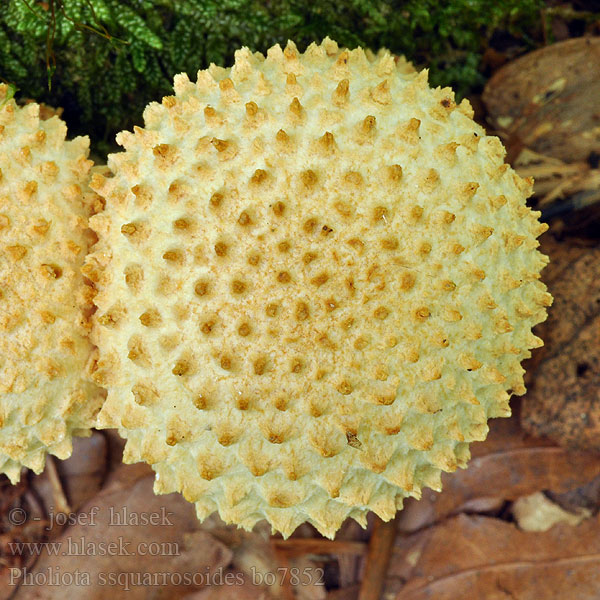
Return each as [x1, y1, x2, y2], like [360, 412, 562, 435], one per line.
[0, 85, 104, 482]
[87, 39, 551, 537]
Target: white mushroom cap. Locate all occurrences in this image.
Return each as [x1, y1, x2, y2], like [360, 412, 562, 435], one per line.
[0, 86, 104, 482]
[86, 39, 551, 537]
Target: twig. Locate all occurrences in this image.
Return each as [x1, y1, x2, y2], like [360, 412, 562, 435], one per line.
[358, 516, 398, 600]
[59, 0, 128, 44]
[45, 456, 71, 516]
[540, 7, 548, 46]
[271, 541, 296, 600]
[18, 0, 127, 90]
[272, 538, 367, 557]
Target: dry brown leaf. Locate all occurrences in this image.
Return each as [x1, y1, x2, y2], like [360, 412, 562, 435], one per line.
[200, 517, 281, 598]
[483, 37, 600, 162]
[397, 413, 600, 532]
[547, 473, 600, 515]
[288, 556, 327, 600]
[391, 514, 600, 599]
[184, 570, 273, 599]
[12, 467, 232, 599]
[513, 148, 600, 209]
[521, 237, 600, 449]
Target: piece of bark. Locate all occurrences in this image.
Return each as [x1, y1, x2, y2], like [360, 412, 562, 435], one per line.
[521, 237, 600, 449]
[391, 514, 600, 599]
[483, 37, 600, 163]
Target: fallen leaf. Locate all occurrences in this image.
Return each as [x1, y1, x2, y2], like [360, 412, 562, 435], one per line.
[201, 516, 281, 598]
[512, 491, 590, 532]
[483, 37, 600, 162]
[288, 555, 327, 600]
[512, 148, 600, 212]
[186, 573, 272, 599]
[391, 514, 600, 599]
[397, 412, 600, 532]
[455, 497, 505, 514]
[521, 238, 600, 450]
[11, 466, 232, 599]
[382, 579, 403, 600]
[547, 473, 600, 515]
[326, 584, 361, 600]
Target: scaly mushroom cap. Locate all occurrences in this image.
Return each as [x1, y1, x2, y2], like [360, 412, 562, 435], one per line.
[0, 85, 104, 482]
[86, 39, 551, 537]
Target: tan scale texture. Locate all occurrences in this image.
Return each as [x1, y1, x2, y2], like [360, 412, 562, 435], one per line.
[0, 85, 104, 483]
[87, 39, 552, 538]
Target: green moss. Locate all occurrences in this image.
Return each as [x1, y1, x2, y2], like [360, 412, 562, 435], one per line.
[1, 0, 547, 155]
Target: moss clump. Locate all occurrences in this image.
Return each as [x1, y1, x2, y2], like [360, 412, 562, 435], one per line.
[1, 0, 545, 155]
